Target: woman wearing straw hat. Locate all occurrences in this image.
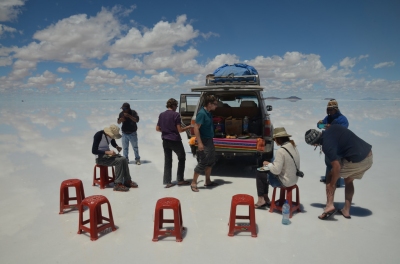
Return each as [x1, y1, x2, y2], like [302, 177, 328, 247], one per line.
[255, 127, 300, 208]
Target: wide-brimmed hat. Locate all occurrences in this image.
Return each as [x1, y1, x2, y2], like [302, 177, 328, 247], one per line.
[273, 127, 292, 138]
[104, 124, 122, 139]
[305, 129, 322, 145]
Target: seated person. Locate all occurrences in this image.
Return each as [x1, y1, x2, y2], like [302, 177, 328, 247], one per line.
[92, 124, 138, 192]
[255, 127, 300, 208]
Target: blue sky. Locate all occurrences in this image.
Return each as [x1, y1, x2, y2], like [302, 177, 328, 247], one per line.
[0, 0, 399, 99]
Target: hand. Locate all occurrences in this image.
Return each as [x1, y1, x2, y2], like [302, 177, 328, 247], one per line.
[119, 117, 126, 122]
[116, 146, 122, 153]
[263, 161, 269, 166]
[198, 142, 204, 151]
[106, 150, 116, 156]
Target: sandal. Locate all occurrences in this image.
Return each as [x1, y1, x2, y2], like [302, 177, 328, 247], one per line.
[165, 183, 176, 188]
[318, 209, 337, 220]
[177, 180, 191, 186]
[126, 181, 138, 188]
[254, 202, 268, 209]
[190, 184, 199, 192]
[338, 210, 351, 219]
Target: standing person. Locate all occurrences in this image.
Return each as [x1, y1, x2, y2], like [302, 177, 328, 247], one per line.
[317, 99, 349, 185]
[255, 127, 300, 208]
[305, 125, 373, 220]
[117, 102, 141, 165]
[92, 124, 138, 192]
[190, 95, 218, 192]
[156, 98, 192, 188]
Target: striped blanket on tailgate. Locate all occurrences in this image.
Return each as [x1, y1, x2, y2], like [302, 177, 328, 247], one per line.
[212, 138, 258, 152]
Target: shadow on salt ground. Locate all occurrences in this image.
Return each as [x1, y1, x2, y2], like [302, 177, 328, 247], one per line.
[153, 227, 188, 241]
[195, 179, 232, 190]
[310, 203, 373, 217]
[128, 160, 152, 164]
[211, 157, 259, 178]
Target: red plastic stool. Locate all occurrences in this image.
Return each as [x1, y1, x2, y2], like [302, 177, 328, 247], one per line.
[59, 179, 85, 214]
[269, 184, 301, 218]
[152, 197, 184, 242]
[77, 195, 116, 241]
[93, 164, 115, 189]
[228, 194, 257, 237]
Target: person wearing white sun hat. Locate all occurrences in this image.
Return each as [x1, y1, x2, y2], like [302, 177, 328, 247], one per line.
[92, 124, 138, 192]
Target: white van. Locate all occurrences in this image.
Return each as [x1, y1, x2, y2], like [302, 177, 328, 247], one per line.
[179, 74, 274, 164]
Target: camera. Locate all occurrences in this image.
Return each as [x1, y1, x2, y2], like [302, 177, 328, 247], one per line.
[296, 170, 304, 178]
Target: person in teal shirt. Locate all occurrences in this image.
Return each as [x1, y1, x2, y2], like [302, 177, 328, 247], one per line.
[191, 95, 218, 192]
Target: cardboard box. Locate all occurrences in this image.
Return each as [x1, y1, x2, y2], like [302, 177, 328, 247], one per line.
[225, 117, 242, 135]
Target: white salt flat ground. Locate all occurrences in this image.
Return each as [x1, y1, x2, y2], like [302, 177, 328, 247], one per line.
[0, 98, 399, 264]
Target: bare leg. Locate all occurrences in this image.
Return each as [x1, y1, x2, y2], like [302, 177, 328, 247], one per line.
[204, 167, 212, 185]
[263, 194, 270, 204]
[191, 171, 200, 192]
[341, 177, 354, 217]
[256, 196, 266, 206]
[319, 170, 339, 217]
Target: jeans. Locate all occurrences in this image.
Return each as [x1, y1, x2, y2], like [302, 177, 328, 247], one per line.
[96, 156, 132, 184]
[256, 171, 282, 196]
[162, 139, 186, 184]
[122, 132, 140, 161]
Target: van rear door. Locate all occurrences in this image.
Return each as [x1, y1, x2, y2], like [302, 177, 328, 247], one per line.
[179, 93, 200, 138]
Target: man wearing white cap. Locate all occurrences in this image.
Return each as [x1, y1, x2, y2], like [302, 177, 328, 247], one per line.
[92, 124, 138, 192]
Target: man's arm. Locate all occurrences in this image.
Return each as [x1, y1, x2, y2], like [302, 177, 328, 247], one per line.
[194, 123, 203, 150]
[117, 112, 125, 124]
[156, 125, 162, 132]
[176, 124, 190, 133]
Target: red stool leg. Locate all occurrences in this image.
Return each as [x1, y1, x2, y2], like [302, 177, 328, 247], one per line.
[249, 203, 257, 237]
[106, 201, 117, 231]
[228, 202, 237, 236]
[269, 187, 277, 213]
[296, 186, 301, 212]
[287, 188, 293, 218]
[153, 207, 161, 241]
[93, 165, 97, 186]
[173, 206, 183, 242]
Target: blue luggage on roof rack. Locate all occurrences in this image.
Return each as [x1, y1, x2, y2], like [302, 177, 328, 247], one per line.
[207, 63, 260, 86]
[213, 63, 258, 76]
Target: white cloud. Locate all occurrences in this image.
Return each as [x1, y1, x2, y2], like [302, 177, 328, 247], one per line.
[64, 81, 76, 90]
[369, 130, 389, 137]
[57, 67, 70, 73]
[374, 61, 395, 69]
[126, 71, 178, 87]
[110, 15, 198, 55]
[0, 23, 17, 36]
[24, 70, 62, 90]
[359, 54, 369, 60]
[14, 8, 122, 65]
[340, 57, 357, 68]
[0, 0, 26, 22]
[84, 67, 126, 90]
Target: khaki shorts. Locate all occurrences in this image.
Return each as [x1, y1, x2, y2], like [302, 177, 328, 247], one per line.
[340, 152, 373, 180]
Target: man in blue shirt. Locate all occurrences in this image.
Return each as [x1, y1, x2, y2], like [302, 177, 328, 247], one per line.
[191, 95, 218, 192]
[305, 125, 373, 220]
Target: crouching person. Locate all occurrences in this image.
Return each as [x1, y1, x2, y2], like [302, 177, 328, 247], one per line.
[92, 124, 138, 192]
[255, 127, 300, 208]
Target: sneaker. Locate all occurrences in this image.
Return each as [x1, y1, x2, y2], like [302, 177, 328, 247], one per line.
[136, 160, 141, 165]
[125, 180, 138, 188]
[113, 183, 129, 192]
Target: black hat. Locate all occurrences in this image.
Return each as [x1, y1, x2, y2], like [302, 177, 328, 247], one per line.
[121, 102, 130, 109]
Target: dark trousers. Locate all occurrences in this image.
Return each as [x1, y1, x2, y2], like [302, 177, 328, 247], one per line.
[96, 156, 131, 184]
[163, 139, 186, 184]
[256, 171, 282, 196]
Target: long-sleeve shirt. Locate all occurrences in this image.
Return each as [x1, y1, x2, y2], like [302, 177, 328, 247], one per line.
[92, 130, 118, 158]
[267, 141, 300, 187]
[318, 111, 349, 128]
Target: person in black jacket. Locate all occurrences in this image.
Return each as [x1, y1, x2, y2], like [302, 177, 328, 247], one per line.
[118, 102, 141, 165]
[92, 124, 138, 192]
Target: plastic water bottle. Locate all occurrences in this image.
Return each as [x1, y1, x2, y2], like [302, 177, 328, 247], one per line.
[243, 116, 249, 133]
[282, 200, 290, 225]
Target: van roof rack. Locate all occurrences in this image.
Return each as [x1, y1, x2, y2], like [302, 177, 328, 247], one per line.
[205, 74, 260, 86]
